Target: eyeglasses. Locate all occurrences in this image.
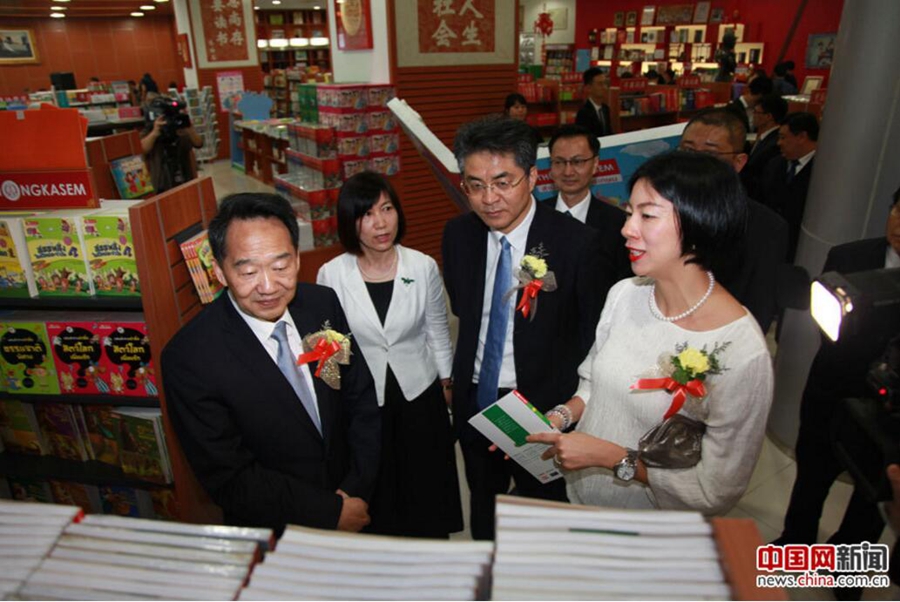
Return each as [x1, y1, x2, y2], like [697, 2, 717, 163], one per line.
[679, 145, 744, 157]
[461, 173, 529, 197]
[550, 156, 596, 169]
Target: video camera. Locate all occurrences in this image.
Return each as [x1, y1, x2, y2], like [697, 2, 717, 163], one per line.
[145, 96, 191, 140]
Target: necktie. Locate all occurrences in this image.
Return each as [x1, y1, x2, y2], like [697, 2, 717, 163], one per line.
[597, 106, 607, 134]
[786, 159, 800, 183]
[476, 236, 512, 410]
[271, 321, 322, 435]
[565, 210, 572, 217]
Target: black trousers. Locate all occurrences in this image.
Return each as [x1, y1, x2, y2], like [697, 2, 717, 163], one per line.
[459, 384, 567, 541]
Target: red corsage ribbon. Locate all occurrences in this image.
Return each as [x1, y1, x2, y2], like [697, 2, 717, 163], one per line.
[297, 338, 342, 378]
[631, 377, 707, 420]
[516, 279, 544, 318]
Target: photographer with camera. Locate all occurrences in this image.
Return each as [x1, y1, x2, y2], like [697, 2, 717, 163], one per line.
[140, 95, 204, 194]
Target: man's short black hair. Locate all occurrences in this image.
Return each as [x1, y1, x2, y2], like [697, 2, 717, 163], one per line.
[629, 150, 748, 278]
[582, 66, 606, 87]
[548, 124, 600, 157]
[504, 93, 527, 111]
[208, 193, 299, 263]
[784, 60, 795, 70]
[756, 94, 789, 123]
[454, 115, 537, 173]
[774, 62, 789, 77]
[781, 112, 819, 142]
[748, 76, 773, 96]
[336, 171, 406, 255]
[685, 107, 747, 153]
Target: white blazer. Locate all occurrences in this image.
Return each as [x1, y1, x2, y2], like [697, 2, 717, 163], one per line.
[316, 245, 453, 406]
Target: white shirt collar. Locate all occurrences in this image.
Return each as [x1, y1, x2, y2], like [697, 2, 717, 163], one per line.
[588, 97, 604, 111]
[796, 149, 816, 172]
[490, 196, 536, 254]
[886, 245, 900, 269]
[554, 190, 591, 224]
[228, 292, 299, 347]
[758, 126, 778, 141]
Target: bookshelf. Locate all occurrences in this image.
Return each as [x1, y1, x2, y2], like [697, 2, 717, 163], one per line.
[256, 9, 332, 76]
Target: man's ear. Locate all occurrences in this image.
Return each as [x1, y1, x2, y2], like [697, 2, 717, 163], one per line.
[212, 259, 228, 288]
[733, 153, 749, 173]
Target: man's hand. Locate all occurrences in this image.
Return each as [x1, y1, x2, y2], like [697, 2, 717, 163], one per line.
[152, 115, 167, 135]
[336, 489, 370, 532]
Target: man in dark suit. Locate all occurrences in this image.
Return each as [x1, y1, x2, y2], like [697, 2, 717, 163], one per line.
[442, 116, 606, 540]
[679, 108, 789, 334]
[775, 189, 900, 600]
[543, 124, 631, 285]
[741, 94, 788, 202]
[162, 193, 380, 534]
[761, 112, 819, 261]
[726, 75, 773, 135]
[574, 67, 613, 138]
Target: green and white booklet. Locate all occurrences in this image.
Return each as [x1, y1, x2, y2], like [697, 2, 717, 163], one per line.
[468, 390, 564, 484]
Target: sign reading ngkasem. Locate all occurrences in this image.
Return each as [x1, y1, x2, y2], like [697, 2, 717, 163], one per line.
[0, 171, 95, 209]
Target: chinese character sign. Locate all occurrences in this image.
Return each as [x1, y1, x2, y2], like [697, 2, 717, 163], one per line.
[190, 0, 257, 68]
[418, 0, 495, 53]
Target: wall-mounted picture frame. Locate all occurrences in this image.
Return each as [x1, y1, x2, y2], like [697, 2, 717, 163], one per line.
[335, 0, 373, 50]
[641, 6, 656, 26]
[710, 8, 725, 23]
[626, 11, 638, 27]
[0, 29, 39, 65]
[614, 12, 625, 27]
[800, 75, 824, 95]
[806, 33, 836, 69]
[693, 1, 711, 24]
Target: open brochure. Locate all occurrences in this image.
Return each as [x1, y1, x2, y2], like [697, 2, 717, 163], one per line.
[468, 390, 563, 484]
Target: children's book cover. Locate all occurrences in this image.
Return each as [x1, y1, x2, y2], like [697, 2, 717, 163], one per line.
[0, 321, 61, 395]
[47, 321, 109, 395]
[0, 399, 47, 455]
[117, 409, 169, 484]
[82, 405, 121, 466]
[0, 218, 37, 298]
[35, 403, 89, 462]
[24, 215, 94, 297]
[102, 321, 157, 397]
[83, 212, 140, 297]
[109, 155, 154, 200]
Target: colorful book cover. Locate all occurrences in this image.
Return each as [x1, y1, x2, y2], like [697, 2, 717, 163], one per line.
[117, 408, 171, 484]
[98, 485, 153, 518]
[179, 230, 223, 304]
[35, 403, 89, 462]
[0, 320, 61, 395]
[0, 399, 48, 455]
[83, 211, 140, 297]
[101, 319, 157, 397]
[49, 480, 102, 513]
[24, 212, 96, 298]
[47, 320, 111, 395]
[82, 405, 121, 467]
[0, 216, 38, 298]
[8, 476, 54, 504]
[150, 488, 179, 520]
[109, 155, 154, 200]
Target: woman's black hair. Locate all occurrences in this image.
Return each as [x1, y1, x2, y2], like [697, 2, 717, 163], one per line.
[337, 171, 405, 254]
[628, 150, 748, 278]
[504, 93, 528, 112]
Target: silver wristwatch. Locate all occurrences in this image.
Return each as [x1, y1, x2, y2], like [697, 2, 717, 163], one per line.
[613, 450, 638, 481]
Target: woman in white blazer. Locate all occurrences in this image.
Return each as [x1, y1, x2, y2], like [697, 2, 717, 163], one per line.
[317, 172, 462, 538]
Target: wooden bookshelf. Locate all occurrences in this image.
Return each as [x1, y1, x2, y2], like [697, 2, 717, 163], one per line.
[256, 8, 332, 75]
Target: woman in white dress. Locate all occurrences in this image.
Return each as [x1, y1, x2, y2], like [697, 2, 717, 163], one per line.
[529, 151, 774, 515]
[317, 172, 463, 537]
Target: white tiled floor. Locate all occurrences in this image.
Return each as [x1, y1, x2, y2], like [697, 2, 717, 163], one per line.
[204, 160, 899, 601]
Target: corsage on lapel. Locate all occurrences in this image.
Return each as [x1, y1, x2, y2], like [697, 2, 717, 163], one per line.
[504, 243, 557, 321]
[297, 321, 351, 390]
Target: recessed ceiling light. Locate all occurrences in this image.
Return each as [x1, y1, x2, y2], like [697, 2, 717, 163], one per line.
[140, 5, 156, 9]
[50, 12, 66, 18]
[313, 5, 321, 9]
[55, 0, 70, 2]
[254, 6, 260, 10]
[154, 0, 169, 3]
[272, 0, 281, 4]
[51, 6, 68, 10]
[131, 12, 145, 17]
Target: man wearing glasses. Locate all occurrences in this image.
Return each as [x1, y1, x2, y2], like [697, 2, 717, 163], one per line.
[679, 108, 789, 335]
[442, 116, 606, 540]
[741, 94, 788, 202]
[544, 124, 631, 284]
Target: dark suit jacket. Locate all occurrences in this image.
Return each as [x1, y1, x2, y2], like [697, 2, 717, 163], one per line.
[161, 284, 380, 532]
[761, 155, 815, 261]
[720, 197, 789, 334]
[804, 238, 897, 407]
[541, 194, 632, 284]
[575, 100, 613, 138]
[741, 129, 780, 202]
[442, 202, 606, 425]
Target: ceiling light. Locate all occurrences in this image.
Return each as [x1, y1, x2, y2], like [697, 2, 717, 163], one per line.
[131, 12, 145, 17]
[313, 5, 321, 9]
[50, 6, 68, 10]
[272, 0, 281, 4]
[310, 37, 329, 46]
[54, 0, 70, 2]
[140, 5, 156, 9]
[154, 0, 170, 3]
[257, 40, 269, 48]
[50, 12, 66, 18]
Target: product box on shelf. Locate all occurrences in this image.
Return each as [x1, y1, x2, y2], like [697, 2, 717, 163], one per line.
[365, 109, 398, 133]
[82, 210, 140, 297]
[366, 85, 396, 108]
[335, 133, 370, 158]
[100, 316, 157, 397]
[46, 317, 114, 395]
[367, 132, 399, 155]
[288, 123, 337, 159]
[0, 213, 41, 298]
[316, 85, 367, 110]
[285, 149, 342, 189]
[0, 316, 60, 395]
[318, 111, 367, 134]
[367, 153, 401, 177]
[341, 158, 369, 180]
[24, 211, 96, 298]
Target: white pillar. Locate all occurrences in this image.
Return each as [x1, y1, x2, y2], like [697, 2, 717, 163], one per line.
[768, 0, 900, 448]
[172, 0, 199, 89]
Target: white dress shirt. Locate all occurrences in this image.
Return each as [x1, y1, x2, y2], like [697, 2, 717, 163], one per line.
[554, 190, 591, 224]
[795, 149, 816, 174]
[227, 293, 321, 422]
[473, 198, 537, 389]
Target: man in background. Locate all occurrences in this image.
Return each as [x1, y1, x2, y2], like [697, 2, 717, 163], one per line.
[140, 95, 204, 193]
[575, 67, 614, 138]
[726, 75, 773, 134]
[741, 93, 788, 201]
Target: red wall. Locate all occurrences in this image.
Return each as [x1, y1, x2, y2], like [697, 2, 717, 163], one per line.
[0, 17, 183, 96]
[574, 0, 844, 86]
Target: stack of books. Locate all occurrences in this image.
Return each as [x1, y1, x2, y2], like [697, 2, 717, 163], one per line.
[179, 230, 224, 305]
[491, 495, 732, 600]
[19, 512, 271, 600]
[0, 500, 81, 598]
[239, 525, 493, 600]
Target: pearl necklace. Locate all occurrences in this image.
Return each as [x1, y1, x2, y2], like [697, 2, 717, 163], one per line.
[649, 271, 716, 322]
[357, 248, 398, 282]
